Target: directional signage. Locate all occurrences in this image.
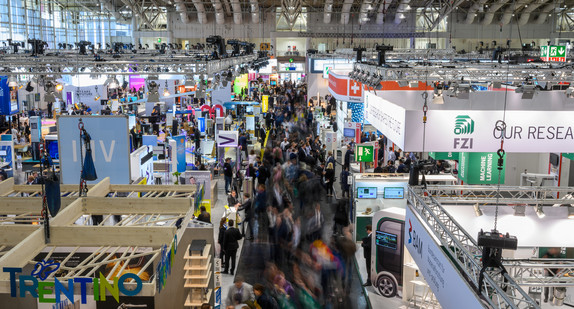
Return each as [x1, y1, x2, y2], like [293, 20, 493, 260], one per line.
[540, 45, 566, 62]
[217, 130, 238, 147]
[355, 144, 374, 162]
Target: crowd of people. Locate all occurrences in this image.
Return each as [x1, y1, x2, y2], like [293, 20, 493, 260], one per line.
[216, 81, 362, 309]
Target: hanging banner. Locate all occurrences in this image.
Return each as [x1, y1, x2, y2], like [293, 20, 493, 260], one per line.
[458, 152, 506, 185]
[405, 205, 484, 309]
[217, 131, 239, 147]
[262, 95, 269, 113]
[58, 116, 131, 184]
[173, 135, 187, 173]
[364, 91, 406, 150]
[328, 71, 363, 102]
[0, 77, 19, 115]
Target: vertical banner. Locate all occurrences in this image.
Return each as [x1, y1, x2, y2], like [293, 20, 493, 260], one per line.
[198, 117, 206, 133]
[261, 95, 269, 113]
[405, 205, 484, 309]
[458, 152, 506, 185]
[246, 115, 255, 135]
[58, 116, 131, 184]
[0, 136, 14, 169]
[173, 135, 186, 173]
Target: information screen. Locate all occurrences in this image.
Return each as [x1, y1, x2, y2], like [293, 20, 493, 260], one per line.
[343, 128, 355, 137]
[384, 187, 404, 199]
[376, 231, 398, 250]
[357, 187, 377, 199]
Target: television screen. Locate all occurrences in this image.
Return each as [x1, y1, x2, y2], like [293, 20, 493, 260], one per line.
[357, 187, 377, 199]
[384, 187, 404, 199]
[376, 231, 398, 250]
[46, 140, 59, 160]
[270, 80, 277, 86]
[343, 128, 355, 137]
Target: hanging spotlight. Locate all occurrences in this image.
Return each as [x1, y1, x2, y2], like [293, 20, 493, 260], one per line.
[94, 85, 100, 100]
[163, 81, 170, 96]
[473, 204, 483, 217]
[55, 83, 64, 91]
[25, 81, 34, 92]
[535, 206, 545, 219]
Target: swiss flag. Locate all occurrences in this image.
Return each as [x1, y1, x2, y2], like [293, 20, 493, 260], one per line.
[349, 80, 362, 97]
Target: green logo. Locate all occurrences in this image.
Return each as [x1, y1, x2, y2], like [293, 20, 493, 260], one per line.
[454, 115, 474, 135]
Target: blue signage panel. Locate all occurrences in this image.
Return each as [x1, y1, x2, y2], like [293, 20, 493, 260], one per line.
[58, 116, 131, 184]
[173, 135, 186, 173]
[198, 117, 206, 133]
[0, 76, 18, 115]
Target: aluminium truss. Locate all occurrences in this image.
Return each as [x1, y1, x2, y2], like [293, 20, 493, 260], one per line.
[407, 186, 540, 309]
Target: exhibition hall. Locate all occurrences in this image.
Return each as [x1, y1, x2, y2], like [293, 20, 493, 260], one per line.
[0, 0, 574, 308]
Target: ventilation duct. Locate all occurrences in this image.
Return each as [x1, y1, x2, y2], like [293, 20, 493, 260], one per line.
[212, 0, 225, 24]
[463, 0, 488, 24]
[376, 0, 393, 25]
[231, 0, 242, 24]
[394, 0, 410, 24]
[174, 0, 192, 24]
[340, 0, 354, 24]
[324, 0, 334, 23]
[518, 0, 551, 25]
[481, 0, 511, 25]
[250, 0, 260, 23]
[535, 3, 555, 24]
[358, 0, 374, 24]
[191, 0, 208, 24]
[500, 0, 531, 25]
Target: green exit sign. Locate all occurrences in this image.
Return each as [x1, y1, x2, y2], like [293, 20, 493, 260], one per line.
[540, 45, 566, 62]
[355, 144, 374, 162]
[157, 38, 161, 43]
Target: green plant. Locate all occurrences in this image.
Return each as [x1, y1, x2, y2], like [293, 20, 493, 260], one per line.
[172, 171, 181, 185]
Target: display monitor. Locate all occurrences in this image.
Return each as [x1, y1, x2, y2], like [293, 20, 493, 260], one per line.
[45, 139, 59, 160]
[343, 128, 355, 137]
[0, 150, 6, 156]
[357, 187, 377, 199]
[376, 231, 398, 250]
[384, 187, 404, 199]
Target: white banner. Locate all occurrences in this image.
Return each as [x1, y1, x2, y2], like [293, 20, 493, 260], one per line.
[404, 109, 574, 152]
[405, 205, 484, 309]
[364, 91, 406, 149]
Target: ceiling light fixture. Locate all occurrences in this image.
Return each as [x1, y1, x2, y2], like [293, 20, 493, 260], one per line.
[535, 206, 545, 219]
[474, 204, 483, 217]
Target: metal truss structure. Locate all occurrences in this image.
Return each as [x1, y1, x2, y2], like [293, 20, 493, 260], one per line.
[407, 186, 540, 309]
[352, 61, 574, 83]
[420, 0, 465, 31]
[0, 52, 257, 76]
[503, 259, 574, 287]
[424, 185, 574, 206]
[0, 177, 204, 295]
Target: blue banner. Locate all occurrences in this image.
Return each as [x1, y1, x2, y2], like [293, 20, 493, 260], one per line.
[173, 135, 186, 173]
[58, 116, 131, 184]
[0, 76, 18, 115]
[198, 117, 206, 133]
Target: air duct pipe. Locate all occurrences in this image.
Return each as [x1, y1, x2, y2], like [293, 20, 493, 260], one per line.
[535, 3, 555, 24]
[231, 0, 242, 24]
[340, 0, 354, 24]
[463, 0, 488, 24]
[481, 0, 510, 25]
[359, 0, 374, 24]
[250, 0, 260, 23]
[376, 0, 393, 25]
[174, 0, 192, 24]
[211, 0, 225, 24]
[190, 0, 208, 24]
[394, 0, 410, 24]
[324, 0, 334, 23]
[500, 0, 531, 25]
[519, 0, 551, 25]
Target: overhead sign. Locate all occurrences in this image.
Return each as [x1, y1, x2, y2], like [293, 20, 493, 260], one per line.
[328, 71, 363, 102]
[355, 144, 374, 162]
[459, 152, 506, 185]
[261, 95, 269, 113]
[540, 45, 566, 62]
[260, 43, 271, 51]
[405, 205, 485, 309]
[217, 130, 238, 147]
[58, 116, 130, 184]
[364, 92, 406, 149]
[198, 117, 206, 133]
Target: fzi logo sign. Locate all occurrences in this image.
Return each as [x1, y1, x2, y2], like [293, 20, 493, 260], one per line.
[454, 115, 474, 150]
[408, 219, 423, 257]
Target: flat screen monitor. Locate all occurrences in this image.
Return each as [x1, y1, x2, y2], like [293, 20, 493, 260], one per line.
[376, 231, 398, 250]
[46, 140, 59, 160]
[384, 187, 404, 199]
[270, 80, 277, 86]
[357, 187, 377, 199]
[343, 128, 355, 137]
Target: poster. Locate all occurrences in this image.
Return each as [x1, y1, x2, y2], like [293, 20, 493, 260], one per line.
[173, 135, 186, 173]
